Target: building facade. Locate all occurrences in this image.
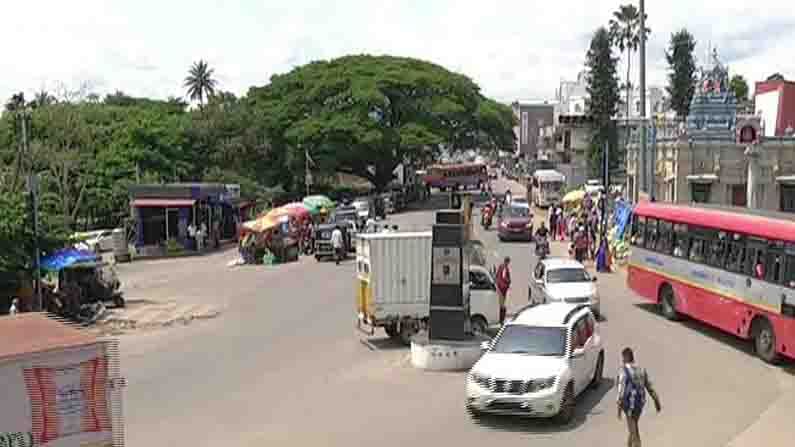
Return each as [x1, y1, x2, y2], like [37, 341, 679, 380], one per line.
[754, 79, 795, 137]
[512, 101, 555, 159]
[626, 50, 795, 213]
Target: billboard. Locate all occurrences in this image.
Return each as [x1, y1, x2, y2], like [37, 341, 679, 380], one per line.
[0, 317, 123, 447]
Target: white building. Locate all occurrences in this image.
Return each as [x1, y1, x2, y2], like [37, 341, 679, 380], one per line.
[555, 71, 589, 116]
[616, 85, 667, 119]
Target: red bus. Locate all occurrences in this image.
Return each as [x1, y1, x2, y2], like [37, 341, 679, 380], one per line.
[627, 202, 795, 363]
[423, 163, 488, 191]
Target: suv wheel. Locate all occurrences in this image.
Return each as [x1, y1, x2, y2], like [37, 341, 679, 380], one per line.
[555, 383, 576, 424]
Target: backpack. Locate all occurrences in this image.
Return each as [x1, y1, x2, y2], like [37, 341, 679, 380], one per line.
[621, 366, 647, 417]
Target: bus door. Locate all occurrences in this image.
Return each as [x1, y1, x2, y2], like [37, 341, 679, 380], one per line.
[744, 238, 779, 313]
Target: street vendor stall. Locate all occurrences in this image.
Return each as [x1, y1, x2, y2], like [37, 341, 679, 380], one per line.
[39, 249, 124, 323]
[239, 206, 303, 265]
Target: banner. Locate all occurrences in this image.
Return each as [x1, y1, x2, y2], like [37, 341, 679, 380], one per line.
[0, 343, 116, 447]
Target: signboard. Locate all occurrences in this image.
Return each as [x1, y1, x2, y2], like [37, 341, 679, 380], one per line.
[0, 344, 116, 447]
[431, 247, 461, 285]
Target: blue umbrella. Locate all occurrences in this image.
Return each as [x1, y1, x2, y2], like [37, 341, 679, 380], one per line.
[40, 248, 100, 272]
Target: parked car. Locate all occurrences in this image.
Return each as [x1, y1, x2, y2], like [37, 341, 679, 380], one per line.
[466, 303, 604, 422]
[497, 204, 533, 242]
[73, 229, 115, 253]
[528, 258, 600, 317]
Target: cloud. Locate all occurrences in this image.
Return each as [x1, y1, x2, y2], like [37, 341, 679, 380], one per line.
[1, 0, 793, 104]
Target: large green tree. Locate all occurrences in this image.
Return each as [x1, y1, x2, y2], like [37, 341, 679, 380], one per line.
[665, 29, 697, 119]
[608, 4, 650, 119]
[585, 27, 621, 178]
[249, 55, 514, 192]
[184, 60, 218, 110]
[729, 74, 749, 103]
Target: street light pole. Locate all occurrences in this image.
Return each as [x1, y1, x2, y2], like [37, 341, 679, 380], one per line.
[639, 0, 648, 199]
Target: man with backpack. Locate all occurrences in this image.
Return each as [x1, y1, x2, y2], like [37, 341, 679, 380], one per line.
[617, 347, 661, 447]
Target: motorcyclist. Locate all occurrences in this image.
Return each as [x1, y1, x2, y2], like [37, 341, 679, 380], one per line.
[534, 223, 550, 258]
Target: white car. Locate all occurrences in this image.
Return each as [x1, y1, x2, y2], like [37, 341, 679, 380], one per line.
[468, 265, 501, 334]
[74, 229, 115, 253]
[466, 303, 604, 422]
[529, 258, 601, 317]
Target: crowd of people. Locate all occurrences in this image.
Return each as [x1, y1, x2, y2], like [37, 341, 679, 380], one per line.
[545, 192, 607, 265]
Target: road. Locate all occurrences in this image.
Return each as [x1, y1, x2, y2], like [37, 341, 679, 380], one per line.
[118, 177, 794, 447]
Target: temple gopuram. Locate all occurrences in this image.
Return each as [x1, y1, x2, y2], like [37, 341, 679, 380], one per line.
[626, 49, 795, 213]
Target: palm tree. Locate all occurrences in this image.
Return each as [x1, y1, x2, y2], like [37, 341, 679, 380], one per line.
[608, 4, 650, 119]
[32, 89, 56, 108]
[184, 60, 218, 110]
[5, 92, 26, 113]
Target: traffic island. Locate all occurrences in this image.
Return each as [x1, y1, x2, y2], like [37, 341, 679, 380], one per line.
[410, 331, 489, 371]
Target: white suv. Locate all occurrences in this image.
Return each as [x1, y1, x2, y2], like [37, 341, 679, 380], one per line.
[466, 303, 604, 423]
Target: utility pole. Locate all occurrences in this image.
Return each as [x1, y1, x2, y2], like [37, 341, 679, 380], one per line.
[304, 145, 312, 196]
[27, 172, 42, 312]
[639, 0, 648, 199]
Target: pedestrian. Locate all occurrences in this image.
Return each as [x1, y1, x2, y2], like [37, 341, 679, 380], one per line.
[495, 257, 511, 324]
[549, 205, 558, 241]
[617, 347, 661, 447]
[331, 225, 344, 265]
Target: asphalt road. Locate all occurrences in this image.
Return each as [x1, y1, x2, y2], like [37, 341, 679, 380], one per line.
[119, 177, 794, 447]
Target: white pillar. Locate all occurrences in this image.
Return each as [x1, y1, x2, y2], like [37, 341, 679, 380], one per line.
[745, 145, 760, 209]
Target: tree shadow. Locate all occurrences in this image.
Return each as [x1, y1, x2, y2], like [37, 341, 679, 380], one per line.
[468, 377, 616, 434]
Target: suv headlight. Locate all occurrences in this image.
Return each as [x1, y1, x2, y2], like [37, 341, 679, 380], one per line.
[534, 376, 557, 391]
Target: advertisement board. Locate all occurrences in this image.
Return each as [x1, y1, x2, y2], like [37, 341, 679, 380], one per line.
[0, 315, 121, 447]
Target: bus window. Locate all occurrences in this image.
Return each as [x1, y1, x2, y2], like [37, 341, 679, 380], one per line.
[645, 219, 658, 250]
[689, 237, 707, 263]
[632, 216, 645, 246]
[743, 244, 767, 278]
[655, 221, 673, 254]
[708, 232, 728, 268]
[672, 224, 689, 258]
[725, 239, 746, 273]
[785, 255, 795, 288]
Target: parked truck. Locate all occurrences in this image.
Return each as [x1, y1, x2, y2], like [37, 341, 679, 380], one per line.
[355, 231, 500, 345]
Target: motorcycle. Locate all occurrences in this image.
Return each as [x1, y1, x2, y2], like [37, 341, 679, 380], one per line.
[535, 235, 550, 259]
[481, 204, 494, 230]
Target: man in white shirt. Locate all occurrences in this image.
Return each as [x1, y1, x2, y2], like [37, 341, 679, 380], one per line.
[331, 226, 344, 265]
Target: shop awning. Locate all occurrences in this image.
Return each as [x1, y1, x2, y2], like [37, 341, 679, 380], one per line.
[132, 198, 196, 208]
[686, 174, 718, 183]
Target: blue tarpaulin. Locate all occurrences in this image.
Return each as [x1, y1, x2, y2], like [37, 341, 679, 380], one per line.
[40, 249, 99, 272]
[612, 200, 634, 241]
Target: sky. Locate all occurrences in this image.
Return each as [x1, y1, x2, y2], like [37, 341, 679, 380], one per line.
[2, 0, 794, 105]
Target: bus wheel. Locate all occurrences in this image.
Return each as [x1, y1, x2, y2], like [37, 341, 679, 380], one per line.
[659, 284, 680, 321]
[752, 318, 780, 364]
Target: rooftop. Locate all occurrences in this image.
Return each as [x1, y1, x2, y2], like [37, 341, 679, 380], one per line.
[0, 313, 99, 363]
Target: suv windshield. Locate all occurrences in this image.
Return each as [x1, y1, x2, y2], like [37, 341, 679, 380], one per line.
[547, 268, 590, 283]
[490, 325, 565, 356]
[507, 206, 530, 218]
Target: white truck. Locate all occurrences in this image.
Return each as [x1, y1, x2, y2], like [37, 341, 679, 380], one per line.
[529, 169, 566, 207]
[355, 232, 500, 345]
